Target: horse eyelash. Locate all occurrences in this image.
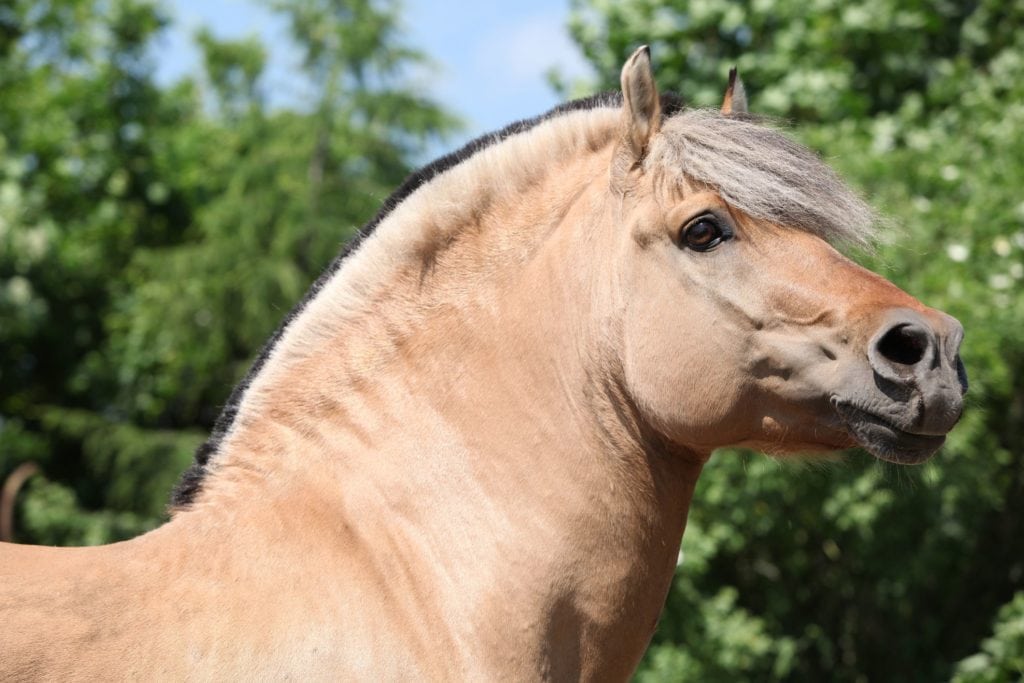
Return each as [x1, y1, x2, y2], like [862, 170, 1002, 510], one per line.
[682, 212, 734, 240]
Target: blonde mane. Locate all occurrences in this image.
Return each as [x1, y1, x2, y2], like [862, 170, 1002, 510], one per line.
[172, 98, 625, 507]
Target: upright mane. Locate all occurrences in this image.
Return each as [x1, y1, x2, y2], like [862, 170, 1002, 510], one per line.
[171, 91, 874, 509]
[170, 92, 644, 508]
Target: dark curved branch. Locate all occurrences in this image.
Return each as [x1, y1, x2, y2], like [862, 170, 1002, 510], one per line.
[1, 462, 40, 543]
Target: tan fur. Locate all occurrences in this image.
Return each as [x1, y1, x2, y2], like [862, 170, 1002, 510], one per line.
[721, 67, 748, 115]
[618, 45, 661, 165]
[0, 50, 964, 680]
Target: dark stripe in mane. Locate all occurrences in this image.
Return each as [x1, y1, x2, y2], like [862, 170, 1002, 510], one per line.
[170, 91, 683, 509]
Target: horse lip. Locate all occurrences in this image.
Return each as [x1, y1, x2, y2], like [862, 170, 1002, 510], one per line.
[832, 400, 946, 464]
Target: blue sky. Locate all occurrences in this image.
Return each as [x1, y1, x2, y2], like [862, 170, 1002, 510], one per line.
[154, 0, 594, 149]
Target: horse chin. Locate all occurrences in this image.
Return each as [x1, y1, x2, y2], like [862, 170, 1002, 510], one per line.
[833, 401, 946, 465]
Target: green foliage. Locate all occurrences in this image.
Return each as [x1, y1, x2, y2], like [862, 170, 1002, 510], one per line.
[567, 0, 1024, 122]
[954, 592, 1024, 682]
[0, 0, 455, 545]
[568, 1, 1024, 680]
[194, 29, 266, 117]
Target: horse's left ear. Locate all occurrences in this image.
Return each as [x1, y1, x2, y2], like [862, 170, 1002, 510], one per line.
[618, 45, 661, 163]
[721, 67, 748, 115]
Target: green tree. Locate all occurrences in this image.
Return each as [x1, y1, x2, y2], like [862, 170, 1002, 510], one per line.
[0, 0, 195, 542]
[567, 0, 1024, 122]
[954, 591, 1024, 682]
[0, 0, 455, 545]
[566, 1, 1024, 680]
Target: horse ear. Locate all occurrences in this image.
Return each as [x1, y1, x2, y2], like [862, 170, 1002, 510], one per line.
[721, 67, 748, 115]
[618, 45, 661, 162]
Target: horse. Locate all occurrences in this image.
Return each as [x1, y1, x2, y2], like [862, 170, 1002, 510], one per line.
[0, 47, 966, 680]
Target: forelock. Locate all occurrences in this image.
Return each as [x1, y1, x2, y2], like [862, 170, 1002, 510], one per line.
[648, 109, 877, 248]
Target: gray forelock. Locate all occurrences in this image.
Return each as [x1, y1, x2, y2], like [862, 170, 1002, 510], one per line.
[650, 109, 877, 248]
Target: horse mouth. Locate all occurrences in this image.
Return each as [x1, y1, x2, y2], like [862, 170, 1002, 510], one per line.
[833, 402, 946, 464]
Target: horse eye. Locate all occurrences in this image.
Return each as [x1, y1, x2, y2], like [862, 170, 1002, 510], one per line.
[683, 217, 725, 251]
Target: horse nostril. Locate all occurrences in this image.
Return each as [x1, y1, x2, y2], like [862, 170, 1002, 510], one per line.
[867, 309, 965, 434]
[876, 323, 929, 366]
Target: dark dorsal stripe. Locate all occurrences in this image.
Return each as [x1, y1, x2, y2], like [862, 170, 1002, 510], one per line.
[170, 91, 684, 509]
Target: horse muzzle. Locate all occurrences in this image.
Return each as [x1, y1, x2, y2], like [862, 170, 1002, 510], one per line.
[833, 307, 967, 464]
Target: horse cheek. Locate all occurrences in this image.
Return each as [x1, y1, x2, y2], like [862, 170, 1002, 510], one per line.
[621, 294, 750, 449]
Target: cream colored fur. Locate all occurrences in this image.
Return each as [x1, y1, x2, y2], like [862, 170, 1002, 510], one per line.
[0, 48, 964, 681]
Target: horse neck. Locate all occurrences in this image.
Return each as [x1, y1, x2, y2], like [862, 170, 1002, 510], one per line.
[181, 110, 705, 674]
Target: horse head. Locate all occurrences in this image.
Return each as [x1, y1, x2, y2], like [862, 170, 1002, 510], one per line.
[610, 47, 966, 464]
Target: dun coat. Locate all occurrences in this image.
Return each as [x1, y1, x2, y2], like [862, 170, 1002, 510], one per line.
[0, 47, 966, 680]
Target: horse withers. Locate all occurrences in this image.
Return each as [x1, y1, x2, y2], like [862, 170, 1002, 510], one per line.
[0, 47, 965, 680]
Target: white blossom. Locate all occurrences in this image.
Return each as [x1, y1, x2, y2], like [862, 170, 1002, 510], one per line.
[946, 243, 969, 262]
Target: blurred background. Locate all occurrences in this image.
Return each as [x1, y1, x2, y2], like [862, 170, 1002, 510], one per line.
[1, 0, 1022, 680]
